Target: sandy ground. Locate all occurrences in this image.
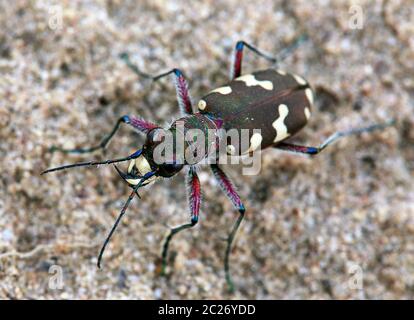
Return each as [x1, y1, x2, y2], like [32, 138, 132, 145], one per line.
[0, 0, 413, 299]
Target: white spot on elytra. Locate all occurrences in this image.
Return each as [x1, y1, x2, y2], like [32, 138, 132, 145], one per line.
[244, 132, 263, 154]
[210, 86, 232, 95]
[305, 88, 314, 105]
[235, 74, 273, 90]
[277, 69, 287, 76]
[226, 145, 236, 155]
[292, 74, 307, 86]
[304, 107, 311, 120]
[198, 99, 207, 110]
[272, 104, 290, 142]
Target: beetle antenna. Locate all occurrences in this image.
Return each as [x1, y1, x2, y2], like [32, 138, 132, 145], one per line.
[41, 150, 143, 175]
[97, 171, 156, 268]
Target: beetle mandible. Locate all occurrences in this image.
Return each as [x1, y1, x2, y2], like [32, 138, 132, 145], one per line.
[42, 36, 394, 292]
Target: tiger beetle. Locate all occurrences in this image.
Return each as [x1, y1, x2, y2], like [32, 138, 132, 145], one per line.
[42, 35, 394, 292]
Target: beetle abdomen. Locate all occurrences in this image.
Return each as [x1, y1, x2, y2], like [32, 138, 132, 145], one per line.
[198, 69, 313, 155]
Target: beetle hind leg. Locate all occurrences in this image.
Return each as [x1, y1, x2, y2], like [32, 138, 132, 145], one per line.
[274, 119, 396, 155]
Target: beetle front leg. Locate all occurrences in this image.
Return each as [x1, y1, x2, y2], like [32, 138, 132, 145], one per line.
[120, 53, 193, 116]
[274, 120, 395, 155]
[161, 166, 200, 275]
[210, 164, 245, 292]
[230, 34, 308, 79]
[50, 115, 158, 154]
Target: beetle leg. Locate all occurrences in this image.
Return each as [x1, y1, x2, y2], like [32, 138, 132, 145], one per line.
[230, 41, 277, 79]
[49, 115, 158, 154]
[274, 120, 395, 155]
[121, 53, 193, 116]
[230, 34, 308, 79]
[210, 164, 245, 292]
[161, 166, 200, 276]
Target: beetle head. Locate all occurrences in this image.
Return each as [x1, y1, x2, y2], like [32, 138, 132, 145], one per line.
[115, 128, 184, 188]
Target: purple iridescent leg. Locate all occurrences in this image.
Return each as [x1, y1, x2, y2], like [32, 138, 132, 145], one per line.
[210, 164, 245, 292]
[121, 53, 193, 116]
[161, 166, 200, 275]
[50, 115, 158, 154]
[274, 120, 395, 155]
[230, 35, 308, 79]
[230, 40, 277, 79]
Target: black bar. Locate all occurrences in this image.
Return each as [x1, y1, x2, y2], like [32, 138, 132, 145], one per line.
[0, 300, 407, 319]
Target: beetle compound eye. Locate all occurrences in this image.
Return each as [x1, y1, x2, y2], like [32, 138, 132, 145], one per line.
[146, 128, 167, 145]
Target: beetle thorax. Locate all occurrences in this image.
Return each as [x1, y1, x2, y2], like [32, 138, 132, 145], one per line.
[169, 113, 219, 165]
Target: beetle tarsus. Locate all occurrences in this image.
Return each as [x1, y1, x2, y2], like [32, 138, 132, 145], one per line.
[161, 221, 197, 276]
[121, 53, 193, 116]
[47, 115, 158, 156]
[224, 208, 245, 293]
[274, 120, 396, 155]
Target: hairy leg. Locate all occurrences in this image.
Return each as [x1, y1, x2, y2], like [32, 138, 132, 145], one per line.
[50, 115, 158, 154]
[161, 166, 201, 275]
[230, 34, 308, 79]
[274, 120, 395, 155]
[210, 164, 245, 292]
[120, 53, 193, 116]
